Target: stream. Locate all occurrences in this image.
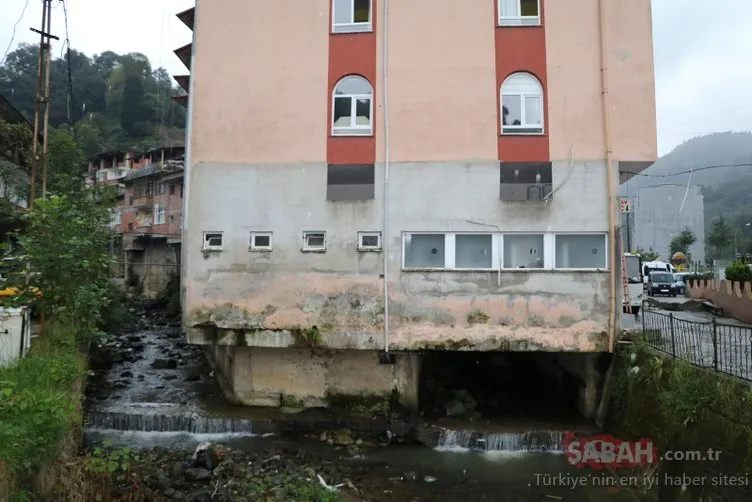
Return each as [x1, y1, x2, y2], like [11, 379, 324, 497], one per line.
[85, 308, 646, 501]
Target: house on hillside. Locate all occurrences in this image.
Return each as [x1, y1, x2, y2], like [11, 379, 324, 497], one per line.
[88, 147, 185, 297]
[0, 94, 34, 249]
[174, 1, 658, 418]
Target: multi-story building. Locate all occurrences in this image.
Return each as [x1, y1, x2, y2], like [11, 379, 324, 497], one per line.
[89, 147, 185, 297]
[177, 0, 657, 415]
[630, 185, 706, 265]
[0, 95, 32, 212]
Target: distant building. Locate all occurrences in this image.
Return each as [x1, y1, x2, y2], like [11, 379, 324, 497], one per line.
[87, 147, 185, 297]
[0, 95, 32, 211]
[628, 185, 705, 264]
[0, 94, 34, 250]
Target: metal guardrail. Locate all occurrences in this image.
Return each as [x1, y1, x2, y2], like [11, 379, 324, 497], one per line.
[642, 308, 752, 381]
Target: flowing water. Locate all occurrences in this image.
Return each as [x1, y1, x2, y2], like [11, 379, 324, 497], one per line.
[85, 317, 646, 501]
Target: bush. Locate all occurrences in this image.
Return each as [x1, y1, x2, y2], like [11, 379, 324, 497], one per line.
[725, 261, 752, 285]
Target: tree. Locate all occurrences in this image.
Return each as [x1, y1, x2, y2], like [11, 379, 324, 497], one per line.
[12, 188, 117, 338]
[707, 215, 734, 260]
[46, 127, 85, 195]
[669, 228, 696, 256]
[636, 247, 660, 261]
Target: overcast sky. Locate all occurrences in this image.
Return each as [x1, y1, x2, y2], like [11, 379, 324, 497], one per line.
[2, 0, 751, 157]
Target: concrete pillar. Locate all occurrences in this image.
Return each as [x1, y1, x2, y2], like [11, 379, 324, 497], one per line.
[225, 347, 420, 410]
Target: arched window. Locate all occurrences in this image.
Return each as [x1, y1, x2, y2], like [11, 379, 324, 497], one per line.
[500, 72, 544, 134]
[332, 75, 373, 136]
[332, 0, 372, 33]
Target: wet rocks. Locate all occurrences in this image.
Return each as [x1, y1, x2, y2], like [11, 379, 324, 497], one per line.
[184, 467, 212, 481]
[152, 358, 178, 370]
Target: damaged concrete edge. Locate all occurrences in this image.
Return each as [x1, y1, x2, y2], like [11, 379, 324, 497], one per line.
[187, 325, 610, 352]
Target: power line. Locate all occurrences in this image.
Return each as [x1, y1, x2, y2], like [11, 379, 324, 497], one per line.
[621, 162, 752, 178]
[0, 0, 30, 66]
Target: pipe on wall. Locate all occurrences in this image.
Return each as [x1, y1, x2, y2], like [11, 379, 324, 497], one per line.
[598, 0, 618, 352]
[381, 0, 391, 353]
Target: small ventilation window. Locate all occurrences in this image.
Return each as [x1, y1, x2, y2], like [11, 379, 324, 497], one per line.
[357, 231, 382, 251]
[250, 232, 273, 251]
[203, 232, 223, 251]
[302, 231, 327, 252]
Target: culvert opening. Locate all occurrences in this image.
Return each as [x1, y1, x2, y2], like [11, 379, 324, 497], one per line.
[419, 351, 599, 423]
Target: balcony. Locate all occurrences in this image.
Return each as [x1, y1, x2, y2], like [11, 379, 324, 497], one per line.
[126, 160, 184, 181]
[130, 196, 154, 208]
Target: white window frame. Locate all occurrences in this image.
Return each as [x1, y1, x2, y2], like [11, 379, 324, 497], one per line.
[500, 72, 545, 135]
[553, 232, 609, 271]
[302, 231, 327, 252]
[202, 231, 224, 252]
[96, 170, 106, 182]
[401, 232, 499, 271]
[498, 0, 541, 26]
[111, 208, 121, 226]
[357, 231, 382, 251]
[332, 76, 374, 136]
[332, 0, 372, 33]
[500, 233, 553, 270]
[250, 231, 273, 252]
[154, 203, 166, 225]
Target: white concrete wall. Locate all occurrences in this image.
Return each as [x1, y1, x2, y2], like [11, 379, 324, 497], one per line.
[183, 161, 618, 352]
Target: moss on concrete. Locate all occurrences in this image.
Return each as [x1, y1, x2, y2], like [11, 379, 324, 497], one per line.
[324, 390, 398, 416]
[289, 326, 323, 348]
[466, 309, 490, 325]
[188, 303, 263, 329]
[526, 315, 545, 327]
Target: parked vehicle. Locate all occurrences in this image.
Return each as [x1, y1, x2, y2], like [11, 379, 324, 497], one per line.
[642, 260, 676, 286]
[623, 252, 643, 314]
[647, 271, 678, 297]
[673, 272, 691, 295]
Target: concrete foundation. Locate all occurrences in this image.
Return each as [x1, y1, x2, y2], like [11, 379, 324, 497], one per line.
[207, 345, 420, 410]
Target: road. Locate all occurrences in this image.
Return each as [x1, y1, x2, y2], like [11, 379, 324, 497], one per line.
[625, 295, 752, 381]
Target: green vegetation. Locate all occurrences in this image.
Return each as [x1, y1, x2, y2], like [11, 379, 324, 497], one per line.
[635, 247, 661, 261]
[0, 324, 84, 482]
[0, 44, 185, 156]
[466, 309, 490, 325]
[668, 227, 696, 257]
[610, 341, 752, 499]
[707, 214, 735, 261]
[0, 105, 123, 498]
[84, 440, 136, 475]
[724, 260, 752, 285]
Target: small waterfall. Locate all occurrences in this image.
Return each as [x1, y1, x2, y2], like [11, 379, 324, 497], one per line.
[86, 410, 255, 435]
[436, 428, 565, 452]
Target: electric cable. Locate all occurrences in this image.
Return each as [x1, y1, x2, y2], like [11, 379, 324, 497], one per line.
[0, 0, 30, 66]
[621, 162, 752, 178]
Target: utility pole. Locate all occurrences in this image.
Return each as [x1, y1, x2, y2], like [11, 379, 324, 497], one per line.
[28, 0, 58, 207]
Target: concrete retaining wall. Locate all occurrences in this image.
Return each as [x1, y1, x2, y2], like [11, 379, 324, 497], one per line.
[687, 279, 752, 323]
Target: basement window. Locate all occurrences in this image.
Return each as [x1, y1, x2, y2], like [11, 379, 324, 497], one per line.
[502, 234, 545, 269]
[555, 233, 607, 270]
[250, 232, 273, 251]
[203, 232, 223, 251]
[357, 231, 381, 251]
[302, 231, 327, 252]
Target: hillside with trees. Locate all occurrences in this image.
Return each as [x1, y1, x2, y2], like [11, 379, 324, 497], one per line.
[0, 43, 186, 159]
[621, 131, 752, 260]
